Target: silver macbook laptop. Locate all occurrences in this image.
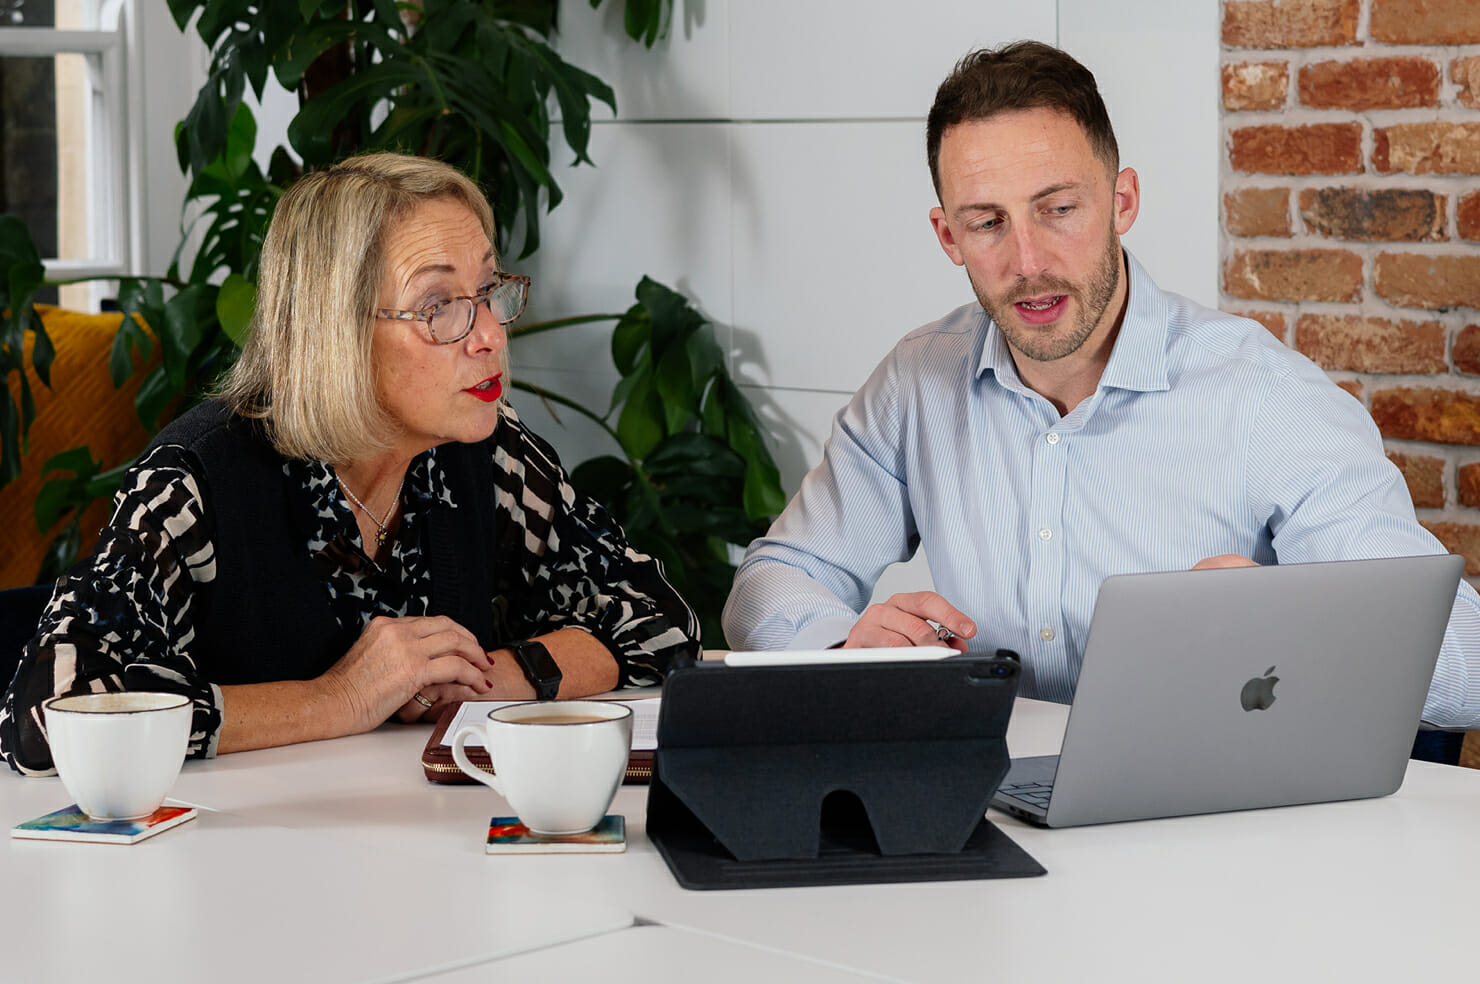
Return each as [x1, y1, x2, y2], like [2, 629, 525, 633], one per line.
[990, 554, 1464, 828]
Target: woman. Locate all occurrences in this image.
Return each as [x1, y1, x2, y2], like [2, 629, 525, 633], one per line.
[0, 153, 700, 775]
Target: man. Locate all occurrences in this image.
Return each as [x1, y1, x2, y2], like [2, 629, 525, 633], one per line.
[722, 41, 1480, 729]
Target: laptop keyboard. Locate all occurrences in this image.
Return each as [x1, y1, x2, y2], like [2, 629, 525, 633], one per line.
[999, 780, 1054, 808]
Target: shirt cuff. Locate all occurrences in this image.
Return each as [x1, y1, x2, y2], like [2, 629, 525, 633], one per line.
[203, 683, 224, 759]
[789, 615, 858, 651]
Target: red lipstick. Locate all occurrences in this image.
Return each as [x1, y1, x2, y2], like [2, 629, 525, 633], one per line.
[465, 374, 502, 403]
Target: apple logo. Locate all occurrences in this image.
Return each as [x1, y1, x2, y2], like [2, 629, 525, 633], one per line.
[1240, 665, 1279, 711]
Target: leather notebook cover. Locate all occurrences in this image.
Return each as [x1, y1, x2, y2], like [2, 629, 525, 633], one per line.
[421, 701, 654, 785]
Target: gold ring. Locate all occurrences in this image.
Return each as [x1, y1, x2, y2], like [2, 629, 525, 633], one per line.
[412, 692, 435, 709]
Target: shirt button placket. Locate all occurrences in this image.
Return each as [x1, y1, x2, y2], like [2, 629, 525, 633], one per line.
[1027, 428, 1068, 693]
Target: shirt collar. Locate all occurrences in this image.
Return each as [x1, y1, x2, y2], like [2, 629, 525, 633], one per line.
[300, 444, 454, 522]
[408, 446, 456, 511]
[975, 249, 1171, 395]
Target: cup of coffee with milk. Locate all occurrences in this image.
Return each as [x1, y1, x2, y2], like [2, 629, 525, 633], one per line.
[451, 700, 632, 836]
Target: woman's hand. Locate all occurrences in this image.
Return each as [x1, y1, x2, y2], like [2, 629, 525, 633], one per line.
[321, 615, 494, 732]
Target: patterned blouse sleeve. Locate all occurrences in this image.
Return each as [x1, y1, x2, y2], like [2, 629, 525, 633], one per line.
[0, 445, 222, 775]
[491, 406, 702, 686]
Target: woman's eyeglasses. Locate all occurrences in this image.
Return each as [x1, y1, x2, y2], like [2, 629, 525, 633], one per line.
[376, 272, 530, 344]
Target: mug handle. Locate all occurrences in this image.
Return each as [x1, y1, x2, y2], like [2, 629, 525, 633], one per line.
[450, 725, 505, 796]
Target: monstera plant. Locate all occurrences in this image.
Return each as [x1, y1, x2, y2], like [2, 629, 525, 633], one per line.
[0, 0, 782, 644]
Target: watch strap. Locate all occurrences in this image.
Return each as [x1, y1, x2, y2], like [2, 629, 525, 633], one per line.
[507, 638, 562, 700]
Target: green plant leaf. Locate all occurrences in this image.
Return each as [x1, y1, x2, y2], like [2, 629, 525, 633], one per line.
[33, 477, 79, 536]
[166, 0, 198, 32]
[273, 20, 366, 91]
[83, 459, 135, 502]
[698, 380, 727, 437]
[0, 389, 19, 487]
[159, 285, 217, 390]
[27, 311, 56, 389]
[655, 343, 695, 431]
[570, 454, 635, 506]
[287, 59, 424, 164]
[191, 0, 238, 47]
[0, 217, 46, 416]
[643, 433, 744, 478]
[740, 445, 785, 519]
[220, 98, 259, 184]
[615, 368, 665, 458]
[637, 275, 703, 357]
[688, 326, 725, 387]
[39, 446, 97, 477]
[116, 277, 165, 321]
[217, 274, 256, 345]
[506, 33, 615, 163]
[419, 1, 477, 53]
[611, 306, 650, 375]
[176, 59, 245, 182]
[16, 372, 35, 448]
[134, 366, 177, 431]
[112, 279, 165, 384]
[33, 446, 99, 533]
[36, 517, 81, 585]
[615, 0, 671, 47]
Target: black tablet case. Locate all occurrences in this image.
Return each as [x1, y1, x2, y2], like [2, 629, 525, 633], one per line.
[646, 654, 1046, 890]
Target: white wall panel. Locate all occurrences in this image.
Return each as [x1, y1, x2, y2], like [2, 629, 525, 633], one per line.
[728, 120, 974, 394]
[728, 1, 1055, 120]
[136, 2, 203, 275]
[552, 0, 732, 120]
[744, 385, 847, 498]
[1059, 0, 1220, 307]
[517, 122, 734, 369]
[507, 366, 627, 475]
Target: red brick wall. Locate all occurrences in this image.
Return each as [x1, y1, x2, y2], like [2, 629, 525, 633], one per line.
[1221, 0, 1480, 573]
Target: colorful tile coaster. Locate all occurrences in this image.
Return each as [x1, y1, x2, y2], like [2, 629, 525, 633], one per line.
[485, 814, 625, 854]
[11, 804, 198, 845]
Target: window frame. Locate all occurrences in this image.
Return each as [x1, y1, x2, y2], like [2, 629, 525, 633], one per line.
[0, 0, 143, 299]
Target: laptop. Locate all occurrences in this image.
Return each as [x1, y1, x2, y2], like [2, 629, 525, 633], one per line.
[990, 554, 1464, 828]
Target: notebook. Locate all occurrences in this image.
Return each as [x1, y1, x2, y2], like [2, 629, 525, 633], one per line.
[990, 554, 1464, 828]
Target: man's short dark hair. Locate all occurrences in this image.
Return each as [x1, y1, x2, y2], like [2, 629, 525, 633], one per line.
[926, 41, 1119, 198]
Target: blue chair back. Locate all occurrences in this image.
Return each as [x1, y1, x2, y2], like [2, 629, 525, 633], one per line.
[1411, 729, 1465, 766]
[0, 585, 53, 690]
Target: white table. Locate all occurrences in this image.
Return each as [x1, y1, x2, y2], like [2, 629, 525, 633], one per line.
[412, 925, 889, 983]
[4, 699, 1477, 984]
[609, 701, 1480, 983]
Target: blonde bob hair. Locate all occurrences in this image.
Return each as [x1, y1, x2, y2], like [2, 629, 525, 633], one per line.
[219, 153, 498, 463]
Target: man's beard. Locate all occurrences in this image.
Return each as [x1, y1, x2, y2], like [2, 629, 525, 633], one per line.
[972, 228, 1123, 364]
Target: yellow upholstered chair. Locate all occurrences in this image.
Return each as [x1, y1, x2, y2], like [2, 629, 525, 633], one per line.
[0, 305, 156, 588]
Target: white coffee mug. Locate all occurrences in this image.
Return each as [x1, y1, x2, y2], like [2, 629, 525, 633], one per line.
[43, 692, 193, 821]
[451, 700, 632, 836]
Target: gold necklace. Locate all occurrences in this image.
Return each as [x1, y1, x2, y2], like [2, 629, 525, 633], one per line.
[337, 472, 407, 547]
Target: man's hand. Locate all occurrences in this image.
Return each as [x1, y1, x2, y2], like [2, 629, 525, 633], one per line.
[1192, 554, 1260, 570]
[842, 591, 976, 652]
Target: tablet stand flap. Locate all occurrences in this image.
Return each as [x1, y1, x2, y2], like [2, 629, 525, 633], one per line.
[653, 739, 1009, 860]
[646, 655, 1045, 886]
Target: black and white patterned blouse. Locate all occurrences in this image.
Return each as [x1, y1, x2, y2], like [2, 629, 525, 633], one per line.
[0, 404, 699, 775]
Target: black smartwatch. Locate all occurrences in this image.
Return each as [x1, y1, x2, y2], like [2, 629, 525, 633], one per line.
[507, 639, 562, 700]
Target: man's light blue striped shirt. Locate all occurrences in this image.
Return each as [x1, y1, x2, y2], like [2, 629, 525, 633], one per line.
[724, 253, 1480, 729]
